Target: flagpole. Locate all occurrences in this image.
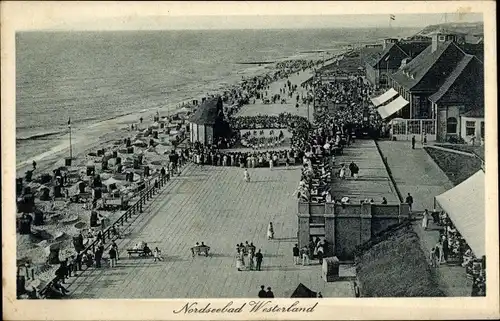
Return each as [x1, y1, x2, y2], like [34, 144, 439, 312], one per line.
[68, 118, 72, 160]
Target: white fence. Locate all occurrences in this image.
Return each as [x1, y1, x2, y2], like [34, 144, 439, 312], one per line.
[390, 119, 437, 142]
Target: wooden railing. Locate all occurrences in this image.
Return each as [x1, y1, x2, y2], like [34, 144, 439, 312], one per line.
[38, 172, 171, 298]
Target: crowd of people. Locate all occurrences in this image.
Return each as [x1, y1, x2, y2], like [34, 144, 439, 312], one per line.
[235, 241, 263, 271]
[221, 59, 323, 119]
[228, 113, 309, 130]
[424, 210, 486, 296]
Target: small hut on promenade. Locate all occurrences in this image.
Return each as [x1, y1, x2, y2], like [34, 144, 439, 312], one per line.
[189, 96, 225, 145]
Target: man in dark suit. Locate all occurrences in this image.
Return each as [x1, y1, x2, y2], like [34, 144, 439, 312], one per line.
[266, 287, 274, 298]
[255, 249, 263, 271]
[405, 193, 414, 212]
[411, 135, 416, 149]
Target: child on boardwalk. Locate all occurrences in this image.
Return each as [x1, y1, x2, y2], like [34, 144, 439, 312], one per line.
[153, 247, 163, 262]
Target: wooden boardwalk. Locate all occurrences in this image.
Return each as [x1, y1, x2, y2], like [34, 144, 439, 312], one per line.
[331, 140, 400, 204]
[68, 164, 354, 298]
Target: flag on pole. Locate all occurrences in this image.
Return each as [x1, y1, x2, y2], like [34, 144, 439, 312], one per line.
[390, 14, 396, 21]
[68, 117, 71, 128]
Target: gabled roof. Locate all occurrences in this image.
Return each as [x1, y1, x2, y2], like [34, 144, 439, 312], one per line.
[189, 96, 223, 125]
[390, 41, 465, 91]
[367, 43, 409, 68]
[428, 55, 475, 103]
[398, 41, 432, 58]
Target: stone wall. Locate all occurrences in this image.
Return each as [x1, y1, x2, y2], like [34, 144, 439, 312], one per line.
[297, 202, 410, 260]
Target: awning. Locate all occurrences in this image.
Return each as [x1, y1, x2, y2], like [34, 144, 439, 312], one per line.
[435, 170, 485, 257]
[370, 88, 398, 107]
[377, 95, 409, 119]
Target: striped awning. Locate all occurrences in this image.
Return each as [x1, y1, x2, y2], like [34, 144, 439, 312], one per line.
[377, 95, 409, 119]
[370, 88, 398, 107]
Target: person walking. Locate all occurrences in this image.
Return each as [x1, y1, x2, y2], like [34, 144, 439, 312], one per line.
[248, 247, 255, 270]
[153, 247, 163, 262]
[301, 246, 310, 266]
[255, 249, 263, 271]
[236, 250, 244, 271]
[339, 164, 346, 179]
[267, 222, 274, 240]
[244, 168, 250, 182]
[258, 285, 267, 298]
[293, 244, 300, 265]
[266, 287, 275, 298]
[350, 161, 359, 179]
[435, 240, 445, 264]
[108, 246, 117, 268]
[32, 160, 37, 170]
[411, 135, 416, 149]
[405, 193, 414, 212]
[429, 246, 438, 267]
[422, 209, 430, 230]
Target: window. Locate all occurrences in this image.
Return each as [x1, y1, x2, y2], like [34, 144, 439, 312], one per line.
[438, 35, 446, 41]
[480, 121, 485, 138]
[465, 121, 476, 136]
[446, 117, 458, 134]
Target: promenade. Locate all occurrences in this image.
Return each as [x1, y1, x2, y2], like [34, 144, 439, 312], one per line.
[332, 140, 399, 204]
[68, 164, 354, 298]
[377, 140, 471, 296]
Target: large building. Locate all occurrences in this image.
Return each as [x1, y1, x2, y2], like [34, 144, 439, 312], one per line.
[189, 96, 224, 145]
[365, 38, 430, 87]
[388, 32, 484, 141]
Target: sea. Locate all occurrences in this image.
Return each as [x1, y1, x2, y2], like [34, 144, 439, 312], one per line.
[16, 27, 417, 163]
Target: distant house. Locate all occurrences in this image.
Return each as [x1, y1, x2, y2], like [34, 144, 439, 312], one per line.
[387, 31, 484, 142]
[365, 38, 430, 87]
[189, 96, 224, 145]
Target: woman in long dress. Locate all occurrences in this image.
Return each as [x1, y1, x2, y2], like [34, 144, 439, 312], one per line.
[267, 222, 274, 240]
[248, 248, 255, 270]
[422, 209, 429, 230]
[236, 250, 244, 271]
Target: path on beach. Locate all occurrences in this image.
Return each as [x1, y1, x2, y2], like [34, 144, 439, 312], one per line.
[378, 140, 471, 296]
[68, 164, 353, 298]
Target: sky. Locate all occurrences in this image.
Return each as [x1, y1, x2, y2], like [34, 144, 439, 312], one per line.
[50, 13, 484, 31]
[3, 2, 485, 31]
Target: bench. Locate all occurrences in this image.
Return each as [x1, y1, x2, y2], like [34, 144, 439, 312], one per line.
[191, 246, 211, 257]
[127, 249, 151, 258]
